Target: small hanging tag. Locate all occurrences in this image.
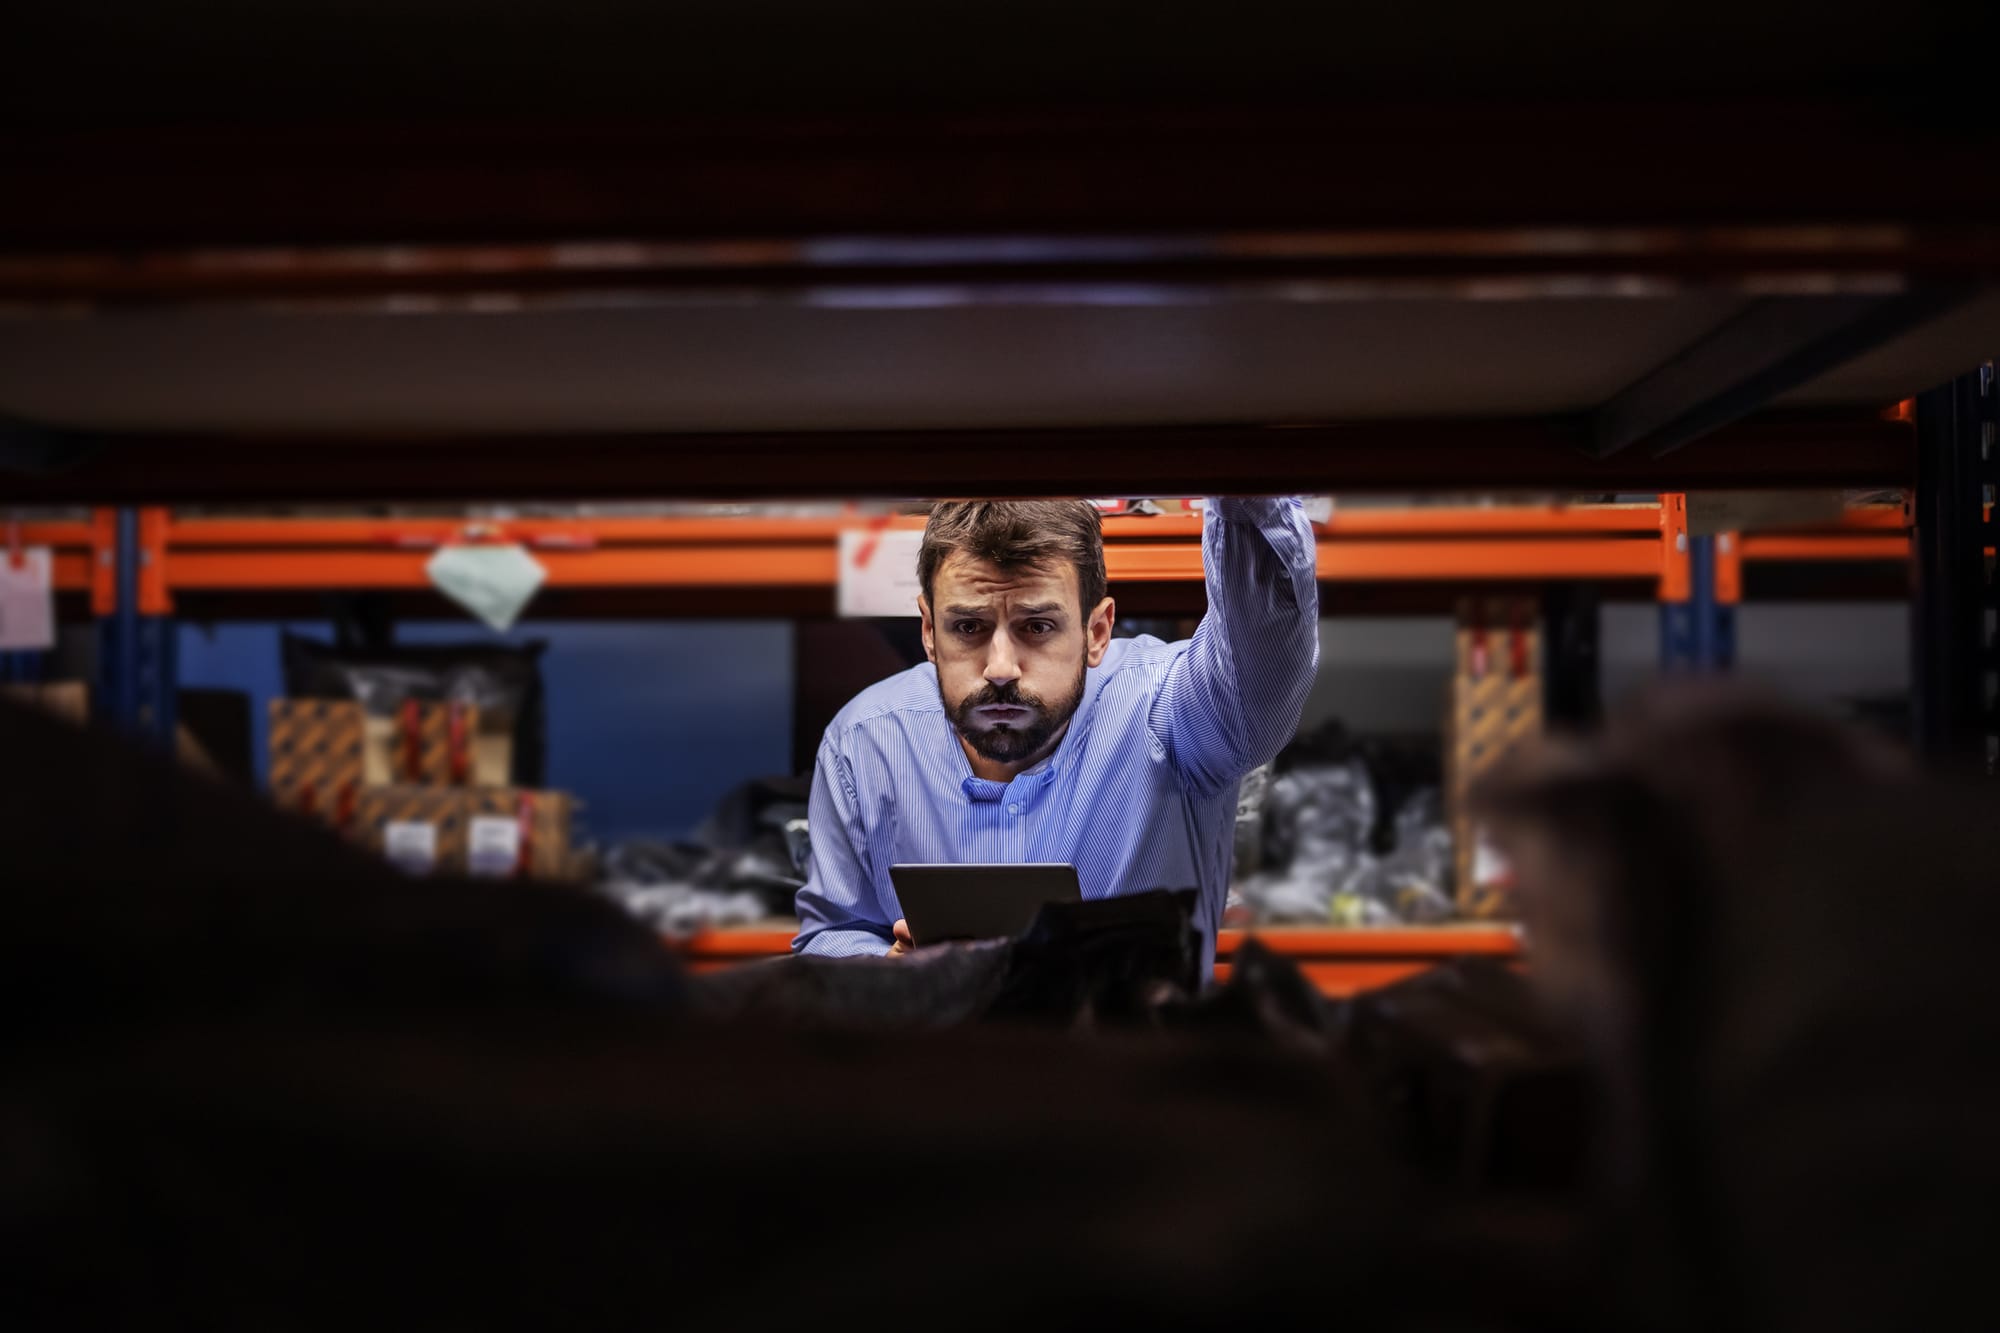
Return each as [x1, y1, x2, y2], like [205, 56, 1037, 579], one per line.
[0, 546, 56, 651]
[837, 528, 924, 617]
[426, 543, 548, 632]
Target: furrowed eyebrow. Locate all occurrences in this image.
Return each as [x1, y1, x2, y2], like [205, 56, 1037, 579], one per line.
[944, 606, 993, 618]
[1014, 604, 1065, 617]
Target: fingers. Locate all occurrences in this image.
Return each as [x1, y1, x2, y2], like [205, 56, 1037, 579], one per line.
[889, 918, 915, 955]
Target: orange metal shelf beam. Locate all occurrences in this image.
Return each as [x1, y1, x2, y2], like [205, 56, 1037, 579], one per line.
[677, 927, 798, 957]
[169, 514, 1218, 548]
[168, 547, 841, 591]
[1318, 505, 1660, 535]
[49, 552, 95, 592]
[1316, 538, 1661, 582]
[14, 514, 118, 613]
[1732, 503, 1912, 564]
[667, 924, 1522, 996]
[160, 505, 1676, 594]
[668, 924, 1521, 958]
[1221, 926, 1519, 956]
[1738, 534, 1912, 562]
[166, 515, 907, 547]
[14, 520, 97, 548]
[165, 539, 1665, 590]
[1211, 960, 1455, 996]
[19, 522, 98, 597]
[165, 507, 1658, 549]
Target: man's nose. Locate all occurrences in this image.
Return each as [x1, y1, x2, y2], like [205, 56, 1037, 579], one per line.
[984, 631, 1021, 685]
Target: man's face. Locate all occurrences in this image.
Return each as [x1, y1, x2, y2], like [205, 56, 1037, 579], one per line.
[921, 554, 1114, 768]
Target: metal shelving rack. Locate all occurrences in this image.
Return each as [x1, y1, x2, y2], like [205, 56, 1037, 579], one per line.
[5, 487, 1932, 991]
[1913, 364, 2000, 774]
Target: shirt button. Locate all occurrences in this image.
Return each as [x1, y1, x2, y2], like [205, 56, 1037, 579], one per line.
[1007, 803, 1022, 815]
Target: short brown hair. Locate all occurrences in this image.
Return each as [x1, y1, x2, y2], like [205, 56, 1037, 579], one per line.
[918, 500, 1107, 615]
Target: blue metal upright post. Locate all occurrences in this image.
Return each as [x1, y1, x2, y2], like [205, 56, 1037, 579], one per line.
[1659, 599, 1696, 673]
[97, 507, 142, 729]
[95, 507, 180, 745]
[1689, 535, 1736, 671]
[1660, 534, 1735, 673]
[137, 609, 178, 747]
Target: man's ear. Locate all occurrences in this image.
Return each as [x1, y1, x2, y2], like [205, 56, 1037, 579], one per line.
[1085, 596, 1115, 668]
[919, 595, 938, 664]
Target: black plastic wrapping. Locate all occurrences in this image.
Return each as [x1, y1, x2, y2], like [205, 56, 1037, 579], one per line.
[281, 633, 549, 787]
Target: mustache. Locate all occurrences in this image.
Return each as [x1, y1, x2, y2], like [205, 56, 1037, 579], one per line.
[962, 682, 1046, 712]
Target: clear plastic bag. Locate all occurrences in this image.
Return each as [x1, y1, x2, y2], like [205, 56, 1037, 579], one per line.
[1241, 755, 1455, 926]
[1349, 789, 1456, 924]
[1239, 758, 1379, 924]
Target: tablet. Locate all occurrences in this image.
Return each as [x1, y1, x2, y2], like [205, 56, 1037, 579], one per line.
[889, 863, 1083, 946]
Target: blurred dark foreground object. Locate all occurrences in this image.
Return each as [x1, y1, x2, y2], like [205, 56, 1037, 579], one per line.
[8, 684, 2000, 1332]
[1475, 682, 2000, 1333]
[1339, 958, 1590, 1195]
[0, 698, 1471, 1330]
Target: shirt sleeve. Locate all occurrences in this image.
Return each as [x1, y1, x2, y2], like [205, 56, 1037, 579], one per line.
[792, 739, 895, 957]
[1149, 496, 1321, 798]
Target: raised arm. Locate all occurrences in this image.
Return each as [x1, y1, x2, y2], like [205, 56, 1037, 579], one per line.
[791, 741, 895, 957]
[1149, 497, 1321, 797]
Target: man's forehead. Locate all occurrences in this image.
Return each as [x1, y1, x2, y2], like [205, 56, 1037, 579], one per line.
[934, 553, 1076, 604]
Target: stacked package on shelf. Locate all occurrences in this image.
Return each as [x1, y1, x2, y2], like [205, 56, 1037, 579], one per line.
[269, 696, 579, 882]
[269, 698, 367, 832]
[0, 680, 91, 727]
[1444, 597, 1542, 920]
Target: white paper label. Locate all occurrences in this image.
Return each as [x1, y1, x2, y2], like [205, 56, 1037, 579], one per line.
[837, 528, 925, 618]
[1472, 831, 1514, 889]
[467, 815, 522, 878]
[384, 820, 438, 876]
[0, 548, 56, 651]
[426, 544, 548, 632]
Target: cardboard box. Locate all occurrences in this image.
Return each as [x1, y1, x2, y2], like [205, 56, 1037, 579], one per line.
[10, 682, 249, 783]
[351, 785, 577, 880]
[1445, 597, 1542, 920]
[269, 698, 366, 829]
[362, 699, 479, 788]
[462, 787, 577, 881]
[0, 680, 90, 726]
[352, 786, 470, 877]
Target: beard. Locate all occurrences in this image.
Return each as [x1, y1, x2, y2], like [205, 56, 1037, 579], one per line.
[946, 661, 1088, 766]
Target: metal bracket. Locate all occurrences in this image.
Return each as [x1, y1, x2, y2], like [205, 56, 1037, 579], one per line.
[1592, 290, 1972, 458]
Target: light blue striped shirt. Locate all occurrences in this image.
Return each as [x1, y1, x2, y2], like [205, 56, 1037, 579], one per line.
[792, 497, 1320, 973]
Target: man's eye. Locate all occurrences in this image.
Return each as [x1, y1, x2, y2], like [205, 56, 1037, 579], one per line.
[1025, 621, 1056, 636]
[953, 621, 986, 635]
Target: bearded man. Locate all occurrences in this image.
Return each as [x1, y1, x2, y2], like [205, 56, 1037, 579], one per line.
[792, 498, 1320, 972]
